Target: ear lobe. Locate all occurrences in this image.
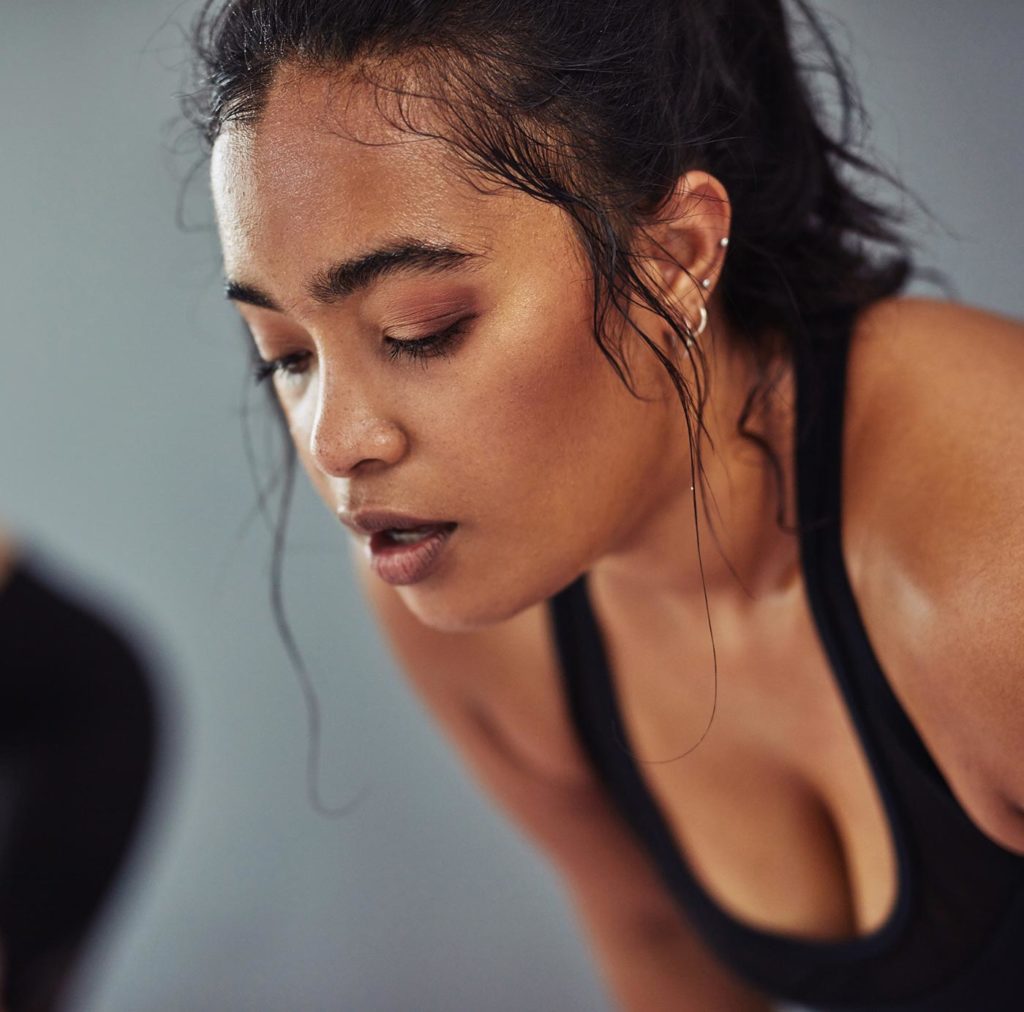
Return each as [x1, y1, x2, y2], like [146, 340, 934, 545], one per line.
[641, 170, 732, 327]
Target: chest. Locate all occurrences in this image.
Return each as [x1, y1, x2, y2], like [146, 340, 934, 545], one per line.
[485, 587, 906, 944]
[585, 581, 902, 942]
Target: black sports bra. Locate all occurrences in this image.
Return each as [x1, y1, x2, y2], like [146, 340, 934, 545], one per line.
[548, 310, 1024, 1011]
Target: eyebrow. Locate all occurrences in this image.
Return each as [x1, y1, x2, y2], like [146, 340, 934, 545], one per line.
[225, 239, 481, 311]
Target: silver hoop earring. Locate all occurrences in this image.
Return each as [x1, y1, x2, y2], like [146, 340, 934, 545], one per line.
[685, 306, 708, 348]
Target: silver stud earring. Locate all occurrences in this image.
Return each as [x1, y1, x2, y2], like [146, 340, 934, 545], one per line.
[719, 236, 730, 249]
[701, 278, 711, 290]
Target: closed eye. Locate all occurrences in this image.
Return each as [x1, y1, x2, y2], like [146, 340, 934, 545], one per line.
[383, 317, 473, 363]
[251, 314, 474, 385]
[253, 350, 312, 386]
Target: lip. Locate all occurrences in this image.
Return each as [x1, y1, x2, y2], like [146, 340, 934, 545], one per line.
[339, 509, 453, 536]
[338, 509, 458, 587]
[368, 524, 457, 586]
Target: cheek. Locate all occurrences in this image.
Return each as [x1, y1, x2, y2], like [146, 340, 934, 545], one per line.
[447, 305, 655, 556]
[411, 341, 662, 631]
[276, 394, 334, 506]
[449, 307, 614, 489]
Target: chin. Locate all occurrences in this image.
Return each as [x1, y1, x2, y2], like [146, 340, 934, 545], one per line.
[396, 558, 584, 635]
[393, 569, 552, 630]
[396, 584, 529, 634]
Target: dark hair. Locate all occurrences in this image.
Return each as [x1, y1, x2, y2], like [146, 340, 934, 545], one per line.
[185, 0, 914, 781]
[187, 0, 911, 490]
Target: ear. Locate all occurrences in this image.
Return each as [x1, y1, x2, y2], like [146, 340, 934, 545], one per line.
[637, 171, 732, 336]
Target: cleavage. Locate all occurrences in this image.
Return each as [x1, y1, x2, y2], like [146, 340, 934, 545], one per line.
[590, 578, 900, 942]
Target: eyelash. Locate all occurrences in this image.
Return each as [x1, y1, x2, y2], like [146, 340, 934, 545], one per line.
[384, 319, 467, 363]
[252, 353, 306, 386]
[252, 318, 470, 387]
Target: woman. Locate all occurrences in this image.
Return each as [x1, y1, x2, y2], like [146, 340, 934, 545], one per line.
[189, 1, 1024, 1008]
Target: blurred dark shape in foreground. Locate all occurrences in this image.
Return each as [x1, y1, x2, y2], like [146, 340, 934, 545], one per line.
[0, 548, 158, 1012]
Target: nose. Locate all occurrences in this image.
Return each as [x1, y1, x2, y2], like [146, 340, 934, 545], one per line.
[306, 372, 408, 478]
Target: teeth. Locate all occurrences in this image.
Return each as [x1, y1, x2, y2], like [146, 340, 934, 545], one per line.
[388, 528, 433, 545]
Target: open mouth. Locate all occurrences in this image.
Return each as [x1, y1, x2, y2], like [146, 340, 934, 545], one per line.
[374, 523, 456, 547]
[371, 522, 458, 551]
[367, 523, 458, 586]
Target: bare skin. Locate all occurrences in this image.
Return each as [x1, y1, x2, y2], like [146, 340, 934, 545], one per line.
[213, 64, 1024, 1010]
[0, 527, 15, 593]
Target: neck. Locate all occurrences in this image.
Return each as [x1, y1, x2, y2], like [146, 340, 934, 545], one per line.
[590, 322, 800, 614]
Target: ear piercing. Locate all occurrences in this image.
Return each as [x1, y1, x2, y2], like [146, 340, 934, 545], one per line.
[684, 306, 708, 348]
[687, 238, 727, 346]
[699, 238, 729, 293]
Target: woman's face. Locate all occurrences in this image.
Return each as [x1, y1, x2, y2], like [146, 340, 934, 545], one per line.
[212, 66, 690, 631]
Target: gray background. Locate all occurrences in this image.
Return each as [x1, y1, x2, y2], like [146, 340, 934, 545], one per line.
[0, 2, 1020, 1010]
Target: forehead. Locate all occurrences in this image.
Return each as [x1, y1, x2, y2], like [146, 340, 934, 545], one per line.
[210, 65, 502, 282]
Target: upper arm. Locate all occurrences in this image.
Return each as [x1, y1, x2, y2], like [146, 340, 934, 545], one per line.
[845, 299, 1024, 851]
[355, 552, 685, 909]
[353, 556, 772, 1011]
[356, 557, 757, 946]
[0, 527, 15, 589]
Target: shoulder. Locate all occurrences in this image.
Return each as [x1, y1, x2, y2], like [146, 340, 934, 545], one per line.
[847, 296, 1024, 430]
[842, 297, 1024, 850]
[844, 297, 1024, 585]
